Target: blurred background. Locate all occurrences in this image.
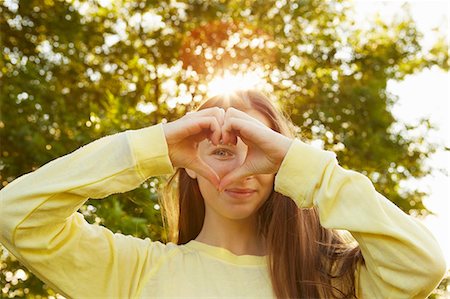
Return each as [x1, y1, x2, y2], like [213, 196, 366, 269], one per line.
[0, 0, 448, 297]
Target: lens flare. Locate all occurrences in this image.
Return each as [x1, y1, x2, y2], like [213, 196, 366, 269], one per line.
[207, 70, 266, 97]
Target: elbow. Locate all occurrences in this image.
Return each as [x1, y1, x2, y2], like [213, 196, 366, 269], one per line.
[427, 235, 447, 285]
[417, 244, 447, 297]
[428, 250, 447, 288]
[0, 187, 20, 247]
[0, 190, 9, 234]
[0, 219, 14, 256]
[0, 193, 12, 247]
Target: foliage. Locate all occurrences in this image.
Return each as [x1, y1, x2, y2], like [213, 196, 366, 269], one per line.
[428, 271, 450, 299]
[0, 0, 448, 297]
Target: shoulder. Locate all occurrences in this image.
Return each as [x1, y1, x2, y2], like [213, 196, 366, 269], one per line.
[139, 238, 195, 261]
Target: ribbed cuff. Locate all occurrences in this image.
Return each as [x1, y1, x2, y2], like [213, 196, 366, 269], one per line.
[127, 124, 175, 179]
[274, 139, 336, 208]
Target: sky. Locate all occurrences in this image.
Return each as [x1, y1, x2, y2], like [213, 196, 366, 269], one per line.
[352, 0, 450, 269]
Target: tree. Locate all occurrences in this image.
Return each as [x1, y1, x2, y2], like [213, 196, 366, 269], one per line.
[1, 0, 448, 297]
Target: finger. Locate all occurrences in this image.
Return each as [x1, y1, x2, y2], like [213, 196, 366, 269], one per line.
[222, 117, 257, 144]
[221, 127, 238, 145]
[185, 109, 224, 144]
[225, 107, 267, 127]
[185, 116, 222, 145]
[189, 107, 225, 125]
[219, 166, 252, 192]
[207, 117, 222, 145]
[217, 107, 225, 126]
[191, 158, 220, 189]
[222, 109, 264, 145]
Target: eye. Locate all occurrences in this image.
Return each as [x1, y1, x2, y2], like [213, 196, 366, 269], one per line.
[211, 148, 233, 159]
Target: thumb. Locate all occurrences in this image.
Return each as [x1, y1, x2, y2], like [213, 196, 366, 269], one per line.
[191, 158, 220, 189]
[219, 165, 252, 192]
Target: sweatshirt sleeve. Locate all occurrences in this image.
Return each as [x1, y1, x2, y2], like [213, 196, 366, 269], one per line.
[274, 139, 446, 299]
[0, 124, 175, 298]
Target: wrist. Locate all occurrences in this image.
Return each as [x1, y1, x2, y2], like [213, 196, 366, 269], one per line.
[280, 136, 294, 158]
[274, 135, 294, 172]
[161, 123, 172, 143]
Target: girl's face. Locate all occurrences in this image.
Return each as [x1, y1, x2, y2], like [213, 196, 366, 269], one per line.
[188, 109, 275, 221]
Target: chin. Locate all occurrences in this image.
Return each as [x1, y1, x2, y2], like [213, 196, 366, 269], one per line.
[201, 189, 268, 221]
[220, 206, 261, 221]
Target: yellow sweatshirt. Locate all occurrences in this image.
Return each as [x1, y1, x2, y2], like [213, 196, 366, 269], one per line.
[0, 124, 446, 298]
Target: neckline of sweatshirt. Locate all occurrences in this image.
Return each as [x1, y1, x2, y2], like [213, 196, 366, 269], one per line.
[184, 240, 268, 266]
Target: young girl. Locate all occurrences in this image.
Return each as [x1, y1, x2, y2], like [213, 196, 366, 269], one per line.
[0, 90, 445, 298]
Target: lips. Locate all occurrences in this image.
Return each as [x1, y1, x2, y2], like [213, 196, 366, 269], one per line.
[226, 188, 256, 193]
[224, 188, 257, 199]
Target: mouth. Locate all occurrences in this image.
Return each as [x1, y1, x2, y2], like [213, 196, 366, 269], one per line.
[224, 188, 257, 199]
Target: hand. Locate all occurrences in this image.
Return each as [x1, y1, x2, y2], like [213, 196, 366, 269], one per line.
[219, 108, 293, 191]
[163, 107, 225, 188]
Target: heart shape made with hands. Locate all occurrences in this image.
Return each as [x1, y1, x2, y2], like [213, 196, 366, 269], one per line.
[184, 126, 241, 191]
[185, 111, 289, 192]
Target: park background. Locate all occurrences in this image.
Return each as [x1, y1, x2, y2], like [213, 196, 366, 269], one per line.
[0, 0, 449, 297]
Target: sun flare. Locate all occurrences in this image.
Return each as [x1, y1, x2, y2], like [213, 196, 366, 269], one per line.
[207, 70, 266, 97]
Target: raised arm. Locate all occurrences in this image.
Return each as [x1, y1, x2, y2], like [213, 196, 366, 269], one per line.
[0, 124, 175, 298]
[0, 106, 226, 298]
[274, 139, 446, 298]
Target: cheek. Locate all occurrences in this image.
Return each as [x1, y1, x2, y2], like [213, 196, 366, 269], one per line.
[197, 176, 218, 194]
[202, 154, 246, 179]
[259, 174, 275, 195]
[198, 140, 248, 179]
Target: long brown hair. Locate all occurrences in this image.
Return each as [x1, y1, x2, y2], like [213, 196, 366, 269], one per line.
[160, 90, 363, 298]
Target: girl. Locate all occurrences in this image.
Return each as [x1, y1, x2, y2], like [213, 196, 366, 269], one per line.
[0, 90, 446, 298]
